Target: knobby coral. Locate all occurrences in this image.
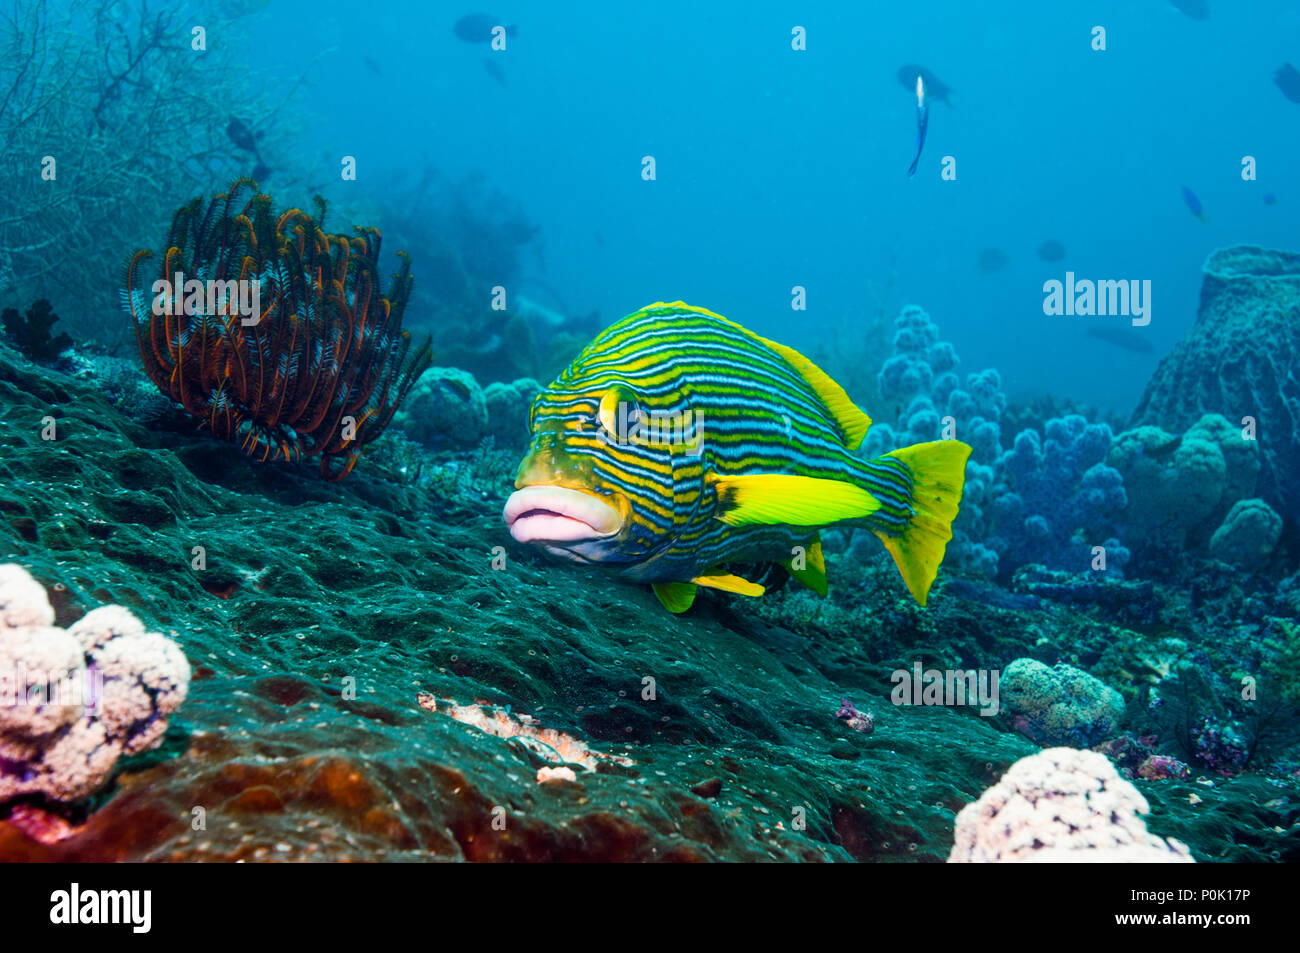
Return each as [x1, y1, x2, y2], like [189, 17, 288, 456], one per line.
[949, 747, 1194, 862]
[0, 564, 191, 806]
[123, 179, 432, 480]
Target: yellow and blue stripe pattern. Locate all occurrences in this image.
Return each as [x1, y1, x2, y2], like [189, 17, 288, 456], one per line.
[510, 302, 971, 612]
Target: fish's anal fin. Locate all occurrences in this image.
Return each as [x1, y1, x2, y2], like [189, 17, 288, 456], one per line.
[652, 581, 697, 613]
[755, 336, 872, 450]
[873, 440, 971, 607]
[785, 538, 828, 596]
[691, 570, 765, 598]
[712, 474, 881, 527]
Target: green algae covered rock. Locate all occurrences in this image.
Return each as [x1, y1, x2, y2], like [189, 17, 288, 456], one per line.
[1000, 658, 1125, 747]
[484, 377, 541, 450]
[1108, 413, 1258, 555]
[0, 337, 1293, 863]
[394, 366, 489, 450]
[1210, 498, 1282, 570]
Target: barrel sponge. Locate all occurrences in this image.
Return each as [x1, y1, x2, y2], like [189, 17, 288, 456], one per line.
[1000, 658, 1125, 747]
[1210, 498, 1282, 570]
[1131, 245, 1299, 520]
[949, 747, 1194, 862]
[0, 564, 191, 803]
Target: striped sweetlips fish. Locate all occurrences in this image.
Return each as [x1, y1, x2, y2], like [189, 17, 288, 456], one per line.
[503, 302, 971, 613]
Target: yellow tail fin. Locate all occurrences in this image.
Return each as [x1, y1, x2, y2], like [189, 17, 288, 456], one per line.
[872, 440, 971, 606]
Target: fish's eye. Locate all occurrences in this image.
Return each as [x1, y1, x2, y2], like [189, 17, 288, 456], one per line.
[597, 385, 641, 439]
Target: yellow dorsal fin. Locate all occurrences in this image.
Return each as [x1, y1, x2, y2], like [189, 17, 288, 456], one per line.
[652, 581, 698, 613]
[757, 336, 872, 450]
[872, 440, 971, 606]
[639, 303, 872, 450]
[691, 569, 766, 597]
[712, 474, 880, 527]
[785, 538, 828, 596]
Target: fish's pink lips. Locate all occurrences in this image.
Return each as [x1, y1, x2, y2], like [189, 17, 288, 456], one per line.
[503, 485, 623, 544]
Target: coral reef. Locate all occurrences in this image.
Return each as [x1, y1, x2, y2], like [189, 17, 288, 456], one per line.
[1209, 499, 1283, 570]
[0, 336, 1293, 862]
[864, 307, 1133, 580]
[865, 305, 1003, 576]
[124, 180, 433, 480]
[1000, 658, 1126, 747]
[1, 300, 72, 363]
[1131, 245, 1300, 521]
[483, 378, 541, 450]
[0, 0, 317, 346]
[394, 367, 489, 450]
[992, 415, 1129, 575]
[1108, 414, 1261, 567]
[948, 747, 1195, 862]
[0, 564, 190, 805]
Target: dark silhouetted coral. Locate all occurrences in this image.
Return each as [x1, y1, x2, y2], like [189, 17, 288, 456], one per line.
[1, 300, 72, 363]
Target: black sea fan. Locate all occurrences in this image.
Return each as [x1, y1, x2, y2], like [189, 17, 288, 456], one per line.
[122, 179, 432, 480]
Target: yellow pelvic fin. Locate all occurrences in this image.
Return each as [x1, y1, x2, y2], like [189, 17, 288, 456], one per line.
[691, 569, 766, 598]
[784, 538, 827, 596]
[713, 474, 881, 527]
[652, 581, 698, 613]
[872, 440, 971, 607]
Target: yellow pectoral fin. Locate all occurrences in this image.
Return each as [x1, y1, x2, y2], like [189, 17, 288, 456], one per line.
[691, 570, 766, 598]
[785, 538, 828, 596]
[652, 581, 698, 613]
[713, 474, 881, 527]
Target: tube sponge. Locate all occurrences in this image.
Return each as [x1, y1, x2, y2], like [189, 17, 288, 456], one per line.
[0, 564, 191, 803]
[949, 747, 1194, 862]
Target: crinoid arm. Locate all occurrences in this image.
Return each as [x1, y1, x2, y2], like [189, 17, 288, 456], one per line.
[124, 181, 432, 480]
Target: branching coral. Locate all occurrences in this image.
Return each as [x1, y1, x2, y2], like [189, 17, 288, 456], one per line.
[1, 299, 71, 362]
[865, 306, 1005, 577]
[123, 179, 432, 480]
[993, 415, 1129, 575]
[862, 307, 1135, 579]
[0, 0, 316, 345]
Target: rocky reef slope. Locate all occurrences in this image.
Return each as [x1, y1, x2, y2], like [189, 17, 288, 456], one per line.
[0, 340, 1295, 861]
